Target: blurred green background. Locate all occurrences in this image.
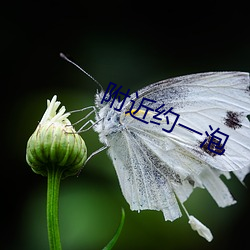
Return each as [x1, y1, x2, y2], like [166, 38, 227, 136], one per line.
[2, 2, 250, 250]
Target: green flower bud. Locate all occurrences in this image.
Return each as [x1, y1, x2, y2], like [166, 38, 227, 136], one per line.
[26, 95, 87, 178]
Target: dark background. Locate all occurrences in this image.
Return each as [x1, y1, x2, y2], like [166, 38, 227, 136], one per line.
[2, 1, 250, 250]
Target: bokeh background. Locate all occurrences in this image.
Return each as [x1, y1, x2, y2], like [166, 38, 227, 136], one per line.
[2, 1, 250, 250]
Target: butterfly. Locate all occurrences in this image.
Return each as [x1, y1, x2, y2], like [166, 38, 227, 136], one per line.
[91, 72, 250, 241]
[61, 55, 250, 241]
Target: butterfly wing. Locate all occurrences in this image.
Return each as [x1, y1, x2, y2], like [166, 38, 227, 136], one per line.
[105, 72, 249, 221]
[121, 71, 250, 173]
[106, 125, 182, 221]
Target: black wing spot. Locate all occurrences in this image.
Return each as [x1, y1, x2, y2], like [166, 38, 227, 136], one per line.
[224, 111, 243, 130]
[199, 136, 225, 157]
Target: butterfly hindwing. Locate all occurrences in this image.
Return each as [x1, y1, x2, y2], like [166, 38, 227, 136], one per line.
[107, 127, 182, 221]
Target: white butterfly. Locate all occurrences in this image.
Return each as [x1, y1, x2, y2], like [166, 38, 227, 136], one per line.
[88, 72, 250, 241]
[61, 53, 250, 242]
[91, 71, 250, 241]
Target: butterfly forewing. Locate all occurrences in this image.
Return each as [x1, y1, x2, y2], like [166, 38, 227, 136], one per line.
[120, 72, 250, 172]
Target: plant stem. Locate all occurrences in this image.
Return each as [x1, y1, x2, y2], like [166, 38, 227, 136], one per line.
[47, 165, 63, 250]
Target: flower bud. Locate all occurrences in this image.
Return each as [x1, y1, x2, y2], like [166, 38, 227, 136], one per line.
[26, 95, 87, 178]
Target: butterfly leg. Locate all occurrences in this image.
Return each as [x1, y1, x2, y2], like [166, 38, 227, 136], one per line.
[70, 106, 96, 125]
[77, 145, 108, 176]
[69, 106, 102, 132]
[77, 119, 99, 132]
[85, 145, 108, 165]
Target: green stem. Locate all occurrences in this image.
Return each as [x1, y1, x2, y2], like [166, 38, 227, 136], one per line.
[47, 165, 63, 250]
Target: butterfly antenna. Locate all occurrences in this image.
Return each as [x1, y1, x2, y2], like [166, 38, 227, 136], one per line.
[60, 53, 104, 92]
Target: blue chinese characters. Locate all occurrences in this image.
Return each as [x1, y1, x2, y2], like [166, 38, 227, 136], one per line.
[101, 82, 229, 156]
